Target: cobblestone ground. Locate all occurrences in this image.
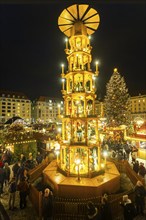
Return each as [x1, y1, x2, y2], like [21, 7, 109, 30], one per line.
[0, 164, 39, 220]
[0, 184, 39, 220]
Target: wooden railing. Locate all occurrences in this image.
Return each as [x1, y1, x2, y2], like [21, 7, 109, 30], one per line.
[29, 184, 42, 219]
[108, 158, 145, 186]
[27, 157, 52, 219]
[28, 157, 49, 183]
[124, 161, 145, 186]
[28, 159, 145, 219]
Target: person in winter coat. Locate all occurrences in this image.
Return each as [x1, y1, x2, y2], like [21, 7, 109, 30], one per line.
[133, 160, 139, 174]
[120, 195, 136, 220]
[0, 156, 4, 168]
[134, 180, 146, 216]
[16, 164, 28, 183]
[138, 163, 146, 178]
[8, 177, 17, 210]
[36, 152, 43, 165]
[12, 161, 20, 178]
[20, 154, 26, 166]
[42, 188, 54, 220]
[17, 177, 29, 209]
[0, 167, 5, 196]
[3, 162, 11, 186]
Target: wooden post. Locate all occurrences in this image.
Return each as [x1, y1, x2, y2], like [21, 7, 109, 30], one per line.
[39, 191, 42, 220]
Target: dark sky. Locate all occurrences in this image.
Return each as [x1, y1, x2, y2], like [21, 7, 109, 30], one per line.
[0, 0, 146, 100]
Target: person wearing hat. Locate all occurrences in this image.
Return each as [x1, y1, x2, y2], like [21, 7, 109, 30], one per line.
[120, 194, 136, 220]
[42, 188, 54, 220]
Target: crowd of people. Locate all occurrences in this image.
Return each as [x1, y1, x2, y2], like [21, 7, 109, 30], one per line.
[0, 150, 45, 211]
[0, 152, 43, 196]
[119, 180, 146, 220]
[0, 148, 57, 219]
[0, 161, 30, 211]
[0, 138, 145, 219]
[40, 179, 146, 220]
[102, 138, 146, 179]
[133, 160, 146, 178]
[86, 192, 114, 220]
[86, 180, 146, 220]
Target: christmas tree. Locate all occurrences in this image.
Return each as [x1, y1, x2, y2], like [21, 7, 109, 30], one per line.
[104, 68, 131, 127]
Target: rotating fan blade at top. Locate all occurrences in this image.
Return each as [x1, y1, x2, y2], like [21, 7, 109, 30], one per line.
[58, 4, 100, 37]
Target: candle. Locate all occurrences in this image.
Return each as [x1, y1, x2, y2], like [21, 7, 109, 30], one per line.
[62, 78, 65, 90]
[92, 75, 96, 89]
[65, 38, 68, 49]
[76, 54, 78, 67]
[95, 61, 98, 72]
[61, 64, 64, 74]
[56, 150, 59, 163]
[58, 104, 60, 115]
[88, 35, 91, 46]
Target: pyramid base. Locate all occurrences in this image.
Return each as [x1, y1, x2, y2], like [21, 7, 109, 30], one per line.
[43, 160, 120, 198]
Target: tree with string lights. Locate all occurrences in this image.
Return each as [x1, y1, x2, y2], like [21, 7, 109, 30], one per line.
[104, 68, 131, 127]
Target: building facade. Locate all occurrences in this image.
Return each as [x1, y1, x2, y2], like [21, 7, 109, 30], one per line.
[1, 90, 145, 124]
[32, 96, 63, 124]
[0, 90, 31, 123]
[95, 94, 146, 121]
[130, 94, 146, 121]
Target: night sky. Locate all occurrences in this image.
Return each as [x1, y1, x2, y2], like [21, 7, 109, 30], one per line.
[0, 1, 146, 100]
